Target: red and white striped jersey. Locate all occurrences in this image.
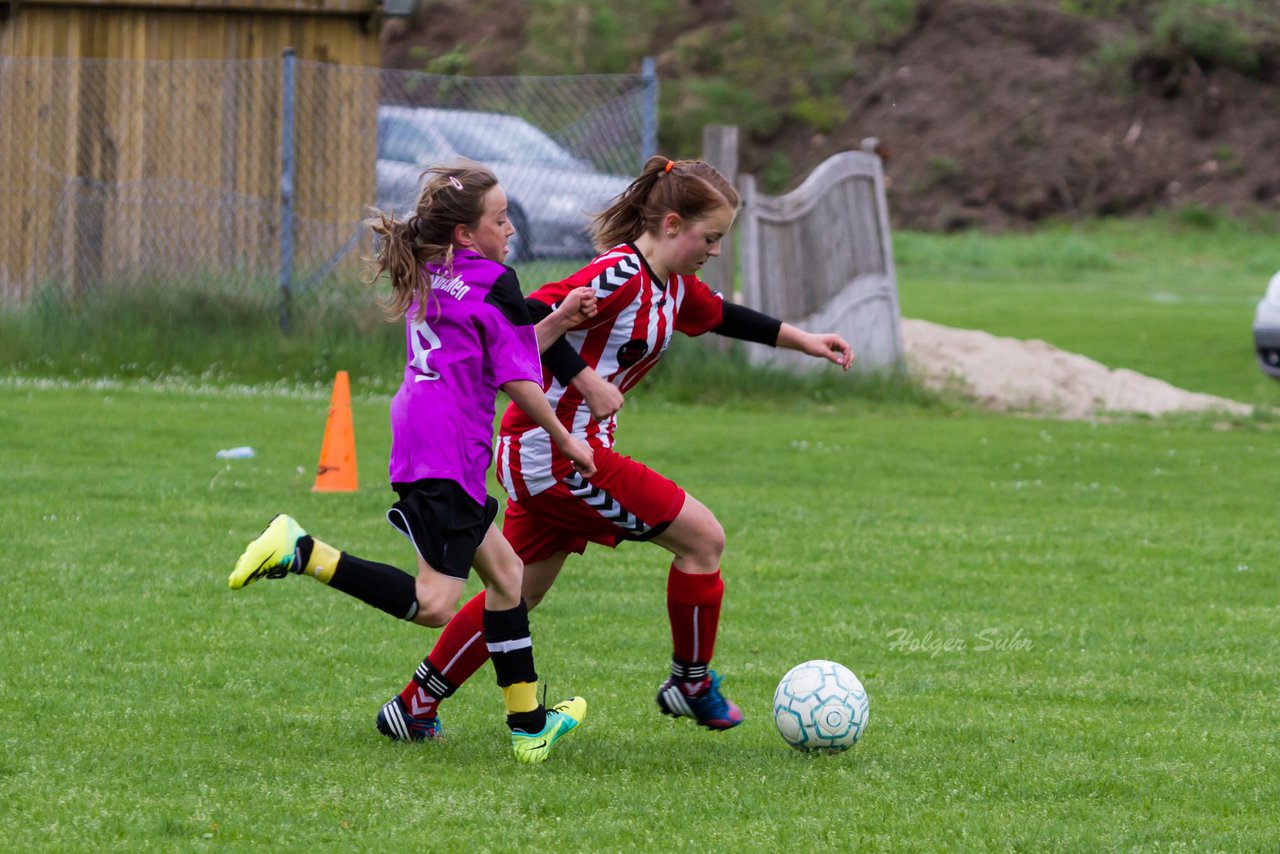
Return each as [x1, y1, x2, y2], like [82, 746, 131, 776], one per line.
[497, 243, 724, 499]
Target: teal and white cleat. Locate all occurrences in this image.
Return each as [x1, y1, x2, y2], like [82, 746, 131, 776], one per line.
[511, 696, 586, 764]
[656, 670, 744, 730]
[376, 696, 444, 742]
[228, 514, 307, 590]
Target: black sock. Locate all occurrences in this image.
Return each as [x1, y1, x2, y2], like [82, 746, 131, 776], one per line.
[413, 660, 458, 700]
[671, 659, 709, 693]
[293, 536, 314, 572]
[506, 708, 546, 734]
[327, 553, 419, 620]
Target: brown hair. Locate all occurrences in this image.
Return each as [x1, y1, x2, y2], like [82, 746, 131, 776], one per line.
[365, 159, 499, 321]
[592, 156, 740, 251]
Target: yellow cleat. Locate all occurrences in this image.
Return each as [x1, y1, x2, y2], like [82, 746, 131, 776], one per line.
[511, 696, 586, 764]
[228, 514, 306, 590]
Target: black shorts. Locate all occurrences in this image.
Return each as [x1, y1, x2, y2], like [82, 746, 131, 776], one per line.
[387, 478, 500, 581]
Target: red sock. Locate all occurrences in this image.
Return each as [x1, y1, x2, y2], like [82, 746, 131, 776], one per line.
[666, 565, 724, 690]
[398, 591, 492, 717]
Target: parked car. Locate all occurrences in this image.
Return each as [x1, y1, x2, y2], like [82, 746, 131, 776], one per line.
[376, 106, 632, 261]
[1253, 270, 1280, 379]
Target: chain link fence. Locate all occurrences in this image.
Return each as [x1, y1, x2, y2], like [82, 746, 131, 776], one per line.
[0, 53, 655, 322]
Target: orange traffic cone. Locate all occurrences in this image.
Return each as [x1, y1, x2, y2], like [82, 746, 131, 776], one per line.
[312, 370, 358, 492]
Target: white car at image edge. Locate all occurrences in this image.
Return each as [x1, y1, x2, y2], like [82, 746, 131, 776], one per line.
[1252, 270, 1280, 379]
[376, 106, 633, 262]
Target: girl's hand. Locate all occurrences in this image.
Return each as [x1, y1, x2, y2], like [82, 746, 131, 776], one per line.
[778, 323, 855, 372]
[572, 368, 625, 421]
[535, 287, 598, 353]
[560, 436, 596, 477]
[803, 332, 855, 371]
[554, 286, 598, 329]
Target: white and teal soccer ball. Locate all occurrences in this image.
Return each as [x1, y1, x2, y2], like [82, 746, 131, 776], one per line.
[772, 660, 870, 752]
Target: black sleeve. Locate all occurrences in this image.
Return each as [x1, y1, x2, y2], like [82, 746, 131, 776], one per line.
[714, 302, 783, 347]
[526, 296, 589, 385]
[484, 268, 534, 326]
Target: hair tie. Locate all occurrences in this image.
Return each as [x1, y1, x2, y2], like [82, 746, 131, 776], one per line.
[663, 159, 675, 174]
[448, 176, 464, 191]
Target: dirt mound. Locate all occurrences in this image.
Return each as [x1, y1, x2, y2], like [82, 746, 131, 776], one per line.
[902, 318, 1252, 418]
[765, 0, 1280, 230]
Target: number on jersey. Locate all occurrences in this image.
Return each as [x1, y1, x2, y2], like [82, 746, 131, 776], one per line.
[409, 319, 442, 382]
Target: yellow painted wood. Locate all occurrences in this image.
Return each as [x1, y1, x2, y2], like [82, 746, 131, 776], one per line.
[19, 0, 378, 16]
[1, 3, 379, 299]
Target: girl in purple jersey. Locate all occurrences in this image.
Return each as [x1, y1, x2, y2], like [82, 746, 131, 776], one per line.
[228, 161, 597, 764]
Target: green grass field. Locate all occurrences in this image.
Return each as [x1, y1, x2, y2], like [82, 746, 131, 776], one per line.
[3, 217, 1279, 849]
[3, 378, 1277, 849]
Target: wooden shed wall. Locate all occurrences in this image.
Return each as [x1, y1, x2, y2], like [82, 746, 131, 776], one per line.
[0, 4, 379, 298]
[1, 1, 381, 62]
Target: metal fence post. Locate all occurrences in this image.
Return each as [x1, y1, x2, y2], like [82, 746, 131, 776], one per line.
[641, 56, 658, 161]
[279, 47, 297, 334]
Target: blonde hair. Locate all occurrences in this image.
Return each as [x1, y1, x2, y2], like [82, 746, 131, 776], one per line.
[365, 159, 498, 321]
[592, 156, 740, 251]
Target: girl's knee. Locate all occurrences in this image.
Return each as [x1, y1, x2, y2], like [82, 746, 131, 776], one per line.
[703, 515, 726, 559]
[688, 507, 726, 564]
[486, 554, 525, 604]
[663, 499, 727, 572]
[413, 576, 461, 627]
[414, 599, 456, 628]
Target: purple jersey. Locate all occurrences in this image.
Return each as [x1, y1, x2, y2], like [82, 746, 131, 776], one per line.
[388, 250, 541, 507]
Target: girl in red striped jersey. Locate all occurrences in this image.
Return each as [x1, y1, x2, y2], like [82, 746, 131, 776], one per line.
[384, 155, 854, 737]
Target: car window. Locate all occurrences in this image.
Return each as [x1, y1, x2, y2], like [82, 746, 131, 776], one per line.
[378, 116, 448, 165]
[432, 113, 581, 168]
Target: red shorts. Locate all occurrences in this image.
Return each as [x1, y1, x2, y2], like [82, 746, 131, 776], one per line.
[501, 446, 686, 564]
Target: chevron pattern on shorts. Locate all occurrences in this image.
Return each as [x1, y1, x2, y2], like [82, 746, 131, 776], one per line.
[563, 471, 650, 536]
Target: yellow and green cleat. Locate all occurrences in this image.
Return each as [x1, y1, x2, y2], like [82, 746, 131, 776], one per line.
[228, 514, 306, 590]
[511, 696, 586, 764]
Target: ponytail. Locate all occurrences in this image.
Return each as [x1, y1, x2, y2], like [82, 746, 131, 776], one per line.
[366, 212, 435, 321]
[364, 160, 498, 321]
[592, 155, 740, 251]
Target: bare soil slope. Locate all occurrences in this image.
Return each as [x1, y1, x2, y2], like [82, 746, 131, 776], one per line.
[780, 0, 1280, 231]
[380, 1, 1274, 415]
[382, 1, 1280, 231]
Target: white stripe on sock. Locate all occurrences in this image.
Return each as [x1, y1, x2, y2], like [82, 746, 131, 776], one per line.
[691, 605, 700, 661]
[441, 631, 482, 675]
[486, 636, 533, 654]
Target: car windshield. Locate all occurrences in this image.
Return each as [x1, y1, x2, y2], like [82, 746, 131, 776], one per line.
[431, 113, 581, 168]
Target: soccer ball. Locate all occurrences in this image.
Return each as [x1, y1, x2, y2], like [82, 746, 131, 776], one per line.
[772, 659, 870, 752]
